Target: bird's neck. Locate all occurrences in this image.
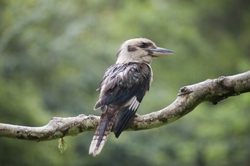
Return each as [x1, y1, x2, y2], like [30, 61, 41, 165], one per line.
[116, 57, 152, 65]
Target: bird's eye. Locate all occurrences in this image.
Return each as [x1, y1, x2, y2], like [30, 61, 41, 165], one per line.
[139, 42, 148, 48]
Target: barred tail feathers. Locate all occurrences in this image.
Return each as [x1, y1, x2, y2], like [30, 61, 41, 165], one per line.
[89, 107, 116, 156]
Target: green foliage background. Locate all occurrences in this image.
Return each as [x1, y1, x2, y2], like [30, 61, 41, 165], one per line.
[0, 0, 249, 165]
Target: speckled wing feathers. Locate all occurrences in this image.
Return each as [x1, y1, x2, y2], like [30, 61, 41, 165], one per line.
[95, 62, 151, 108]
[89, 62, 152, 156]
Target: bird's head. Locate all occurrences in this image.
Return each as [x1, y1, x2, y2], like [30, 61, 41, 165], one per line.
[116, 38, 174, 64]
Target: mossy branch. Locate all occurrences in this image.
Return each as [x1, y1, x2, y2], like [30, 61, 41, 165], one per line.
[0, 70, 249, 141]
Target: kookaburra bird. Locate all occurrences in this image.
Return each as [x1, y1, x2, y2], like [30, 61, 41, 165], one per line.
[89, 38, 174, 156]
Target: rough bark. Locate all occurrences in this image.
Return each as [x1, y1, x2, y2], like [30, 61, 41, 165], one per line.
[0, 70, 249, 142]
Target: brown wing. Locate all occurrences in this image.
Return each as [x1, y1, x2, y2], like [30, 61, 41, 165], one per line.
[94, 62, 152, 137]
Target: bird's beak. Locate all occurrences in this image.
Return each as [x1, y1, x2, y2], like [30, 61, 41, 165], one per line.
[150, 47, 174, 57]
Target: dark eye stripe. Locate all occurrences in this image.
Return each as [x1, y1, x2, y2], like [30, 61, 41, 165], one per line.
[127, 45, 137, 52]
[139, 42, 148, 48]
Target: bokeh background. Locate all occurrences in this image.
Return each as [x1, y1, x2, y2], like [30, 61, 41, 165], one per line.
[0, 0, 249, 165]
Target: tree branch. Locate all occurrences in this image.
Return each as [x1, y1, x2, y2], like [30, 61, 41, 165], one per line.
[0, 70, 249, 141]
